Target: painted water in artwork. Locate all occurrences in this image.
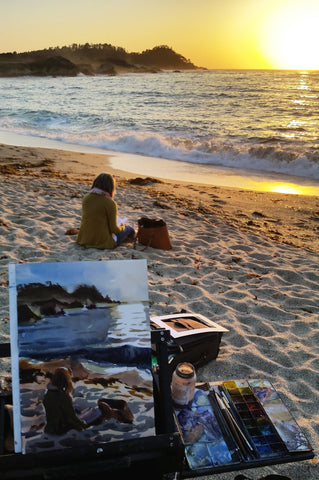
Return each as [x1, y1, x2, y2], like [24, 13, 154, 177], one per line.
[9, 259, 155, 454]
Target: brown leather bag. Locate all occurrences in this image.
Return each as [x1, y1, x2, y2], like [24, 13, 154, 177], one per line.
[137, 217, 172, 250]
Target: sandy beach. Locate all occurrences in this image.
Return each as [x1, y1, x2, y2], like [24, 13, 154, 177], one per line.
[0, 143, 318, 479]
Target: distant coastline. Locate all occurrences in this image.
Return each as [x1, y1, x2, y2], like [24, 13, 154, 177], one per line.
[17, 282, 120, 323]
[0, 43, 204, 77]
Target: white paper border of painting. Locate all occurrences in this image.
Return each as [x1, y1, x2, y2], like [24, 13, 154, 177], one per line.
[9, 263, 22, 453]
[151, 313, 228, 338]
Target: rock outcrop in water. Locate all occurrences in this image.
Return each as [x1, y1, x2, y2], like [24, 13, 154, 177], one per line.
[0, 55, 79, 77]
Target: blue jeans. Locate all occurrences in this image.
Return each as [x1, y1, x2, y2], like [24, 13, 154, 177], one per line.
[116, 225, 135, 245]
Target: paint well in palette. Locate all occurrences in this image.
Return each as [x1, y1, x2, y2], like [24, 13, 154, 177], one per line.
[223, 382, 287, 458]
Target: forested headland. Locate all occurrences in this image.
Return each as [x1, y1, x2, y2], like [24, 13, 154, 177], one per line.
[0, 43, 202, 77]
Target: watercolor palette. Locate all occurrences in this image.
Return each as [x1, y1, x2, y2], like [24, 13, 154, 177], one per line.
[222, 380, 287, 458]
[175, 388, 241, 470]
[174, 379, 313, 474]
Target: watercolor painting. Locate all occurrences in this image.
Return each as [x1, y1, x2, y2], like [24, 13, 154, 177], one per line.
[9, 259, 155, 454]
[151, 313, 228, 339]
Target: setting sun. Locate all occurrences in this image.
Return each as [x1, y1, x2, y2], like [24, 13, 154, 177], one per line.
[260, 2, 319, 69]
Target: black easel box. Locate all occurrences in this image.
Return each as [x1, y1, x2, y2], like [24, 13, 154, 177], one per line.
[0, 337, 315, 479]
[151, 312, 228, 371]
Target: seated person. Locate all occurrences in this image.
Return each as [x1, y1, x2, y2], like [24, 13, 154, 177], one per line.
[77, 173, 135, 249]
[43, 367, 86, 435]
[43, 367, 134, 436]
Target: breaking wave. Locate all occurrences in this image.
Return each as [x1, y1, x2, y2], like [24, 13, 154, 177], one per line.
[2, 122, 318, 180]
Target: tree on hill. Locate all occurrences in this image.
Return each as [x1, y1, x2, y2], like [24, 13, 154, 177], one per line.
[131, 45, 196, 69]
[72, 284, 105, 303]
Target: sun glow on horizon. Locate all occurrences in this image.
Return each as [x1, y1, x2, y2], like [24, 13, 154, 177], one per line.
[267, 183, 319, 196]
[269, 185, 302, 195]
[2, 1, 319, 71]
[260, 3, 319, 70]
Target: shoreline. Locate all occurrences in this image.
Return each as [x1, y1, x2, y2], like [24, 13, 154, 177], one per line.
[1, 130, 319, 196]
[1, 142, 319, 253]
[0, 143, 318, 479]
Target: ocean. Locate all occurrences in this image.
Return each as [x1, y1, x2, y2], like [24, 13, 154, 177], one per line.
[1, 70, 319, 193]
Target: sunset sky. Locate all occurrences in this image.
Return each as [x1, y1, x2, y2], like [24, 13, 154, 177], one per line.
[1, 0, 319, 70]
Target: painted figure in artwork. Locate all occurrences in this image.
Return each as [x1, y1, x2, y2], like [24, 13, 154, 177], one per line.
[43, 367, 87, 435]
[43, 366, 134, 436]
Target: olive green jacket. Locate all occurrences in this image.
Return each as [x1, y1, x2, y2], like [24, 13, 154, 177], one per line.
[77, 193, 124, 249]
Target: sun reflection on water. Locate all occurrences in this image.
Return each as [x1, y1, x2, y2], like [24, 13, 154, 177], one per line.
[269, 184, 306, 195]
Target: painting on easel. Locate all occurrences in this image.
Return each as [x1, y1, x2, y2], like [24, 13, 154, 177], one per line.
[9, 259, 154, 454]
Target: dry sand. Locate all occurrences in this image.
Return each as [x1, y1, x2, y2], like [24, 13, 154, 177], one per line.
[0, 143, 318, 479]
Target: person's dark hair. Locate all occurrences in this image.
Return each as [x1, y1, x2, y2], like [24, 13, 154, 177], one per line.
[51, 367, 74, 394]
[92, 173, 116, 197]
